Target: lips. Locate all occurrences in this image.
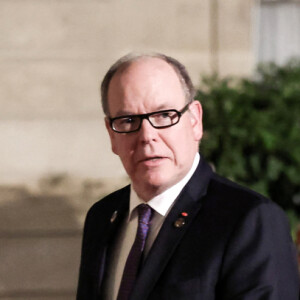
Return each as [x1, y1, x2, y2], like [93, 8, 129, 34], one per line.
[139, 156, 164, 162]
[137, 156, 168, 167]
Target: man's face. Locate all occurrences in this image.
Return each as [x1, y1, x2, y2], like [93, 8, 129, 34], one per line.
[105, 58, 203, 200]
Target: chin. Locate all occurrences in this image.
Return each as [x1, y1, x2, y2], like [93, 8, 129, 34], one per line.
[142, 174, 172, 191]
[132, 173, 175, 200]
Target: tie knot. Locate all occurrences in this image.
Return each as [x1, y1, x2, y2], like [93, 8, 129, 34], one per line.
[137, 204, 152, 225]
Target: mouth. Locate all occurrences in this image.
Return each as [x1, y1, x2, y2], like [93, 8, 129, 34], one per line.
[145, 156, 163, 161]
[140, 156, 164, 162]
[138, 156, 167, 166]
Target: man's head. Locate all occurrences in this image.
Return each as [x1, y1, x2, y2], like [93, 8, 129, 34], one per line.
[102, 53, 203, 200]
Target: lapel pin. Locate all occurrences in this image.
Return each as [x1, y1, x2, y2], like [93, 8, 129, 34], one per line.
[174, 217, 185, 228]
[174, 212, 189, 228]
[110, 210, 118, 223]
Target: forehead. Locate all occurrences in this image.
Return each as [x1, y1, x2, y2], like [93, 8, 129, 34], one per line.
[107, 58, 186, 115]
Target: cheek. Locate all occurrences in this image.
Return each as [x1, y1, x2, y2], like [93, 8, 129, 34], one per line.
[114, 138, 135, 164]
[111, 135, 129, 154]
[161, 134, 185, 160]
[163, 128, 195, 163]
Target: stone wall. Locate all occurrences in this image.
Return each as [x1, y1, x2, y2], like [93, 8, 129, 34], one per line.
[0, 0, 254, 185]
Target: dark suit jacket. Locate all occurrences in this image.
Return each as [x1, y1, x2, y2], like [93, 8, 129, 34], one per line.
[77, 158, 299, 299]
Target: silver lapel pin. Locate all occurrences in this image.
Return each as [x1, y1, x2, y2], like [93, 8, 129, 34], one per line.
[110, 210, 118, 223]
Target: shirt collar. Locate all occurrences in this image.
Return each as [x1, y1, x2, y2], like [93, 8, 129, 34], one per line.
[129, 153, 200, 219]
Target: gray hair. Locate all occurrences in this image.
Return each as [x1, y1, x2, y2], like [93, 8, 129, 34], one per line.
[100, 53, 196, 116]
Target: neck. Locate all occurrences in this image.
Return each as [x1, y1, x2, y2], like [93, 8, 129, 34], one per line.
[132, 183, 165, 202]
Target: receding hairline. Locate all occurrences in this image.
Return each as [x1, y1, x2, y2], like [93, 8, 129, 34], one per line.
[101, 53, 195, 116]
[111, 55, 174, 76]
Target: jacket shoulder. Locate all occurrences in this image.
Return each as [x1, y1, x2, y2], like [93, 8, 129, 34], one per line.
[201, 173, 286, 227]
[209, 173, 271, 206]
[85, 184, 130, 221]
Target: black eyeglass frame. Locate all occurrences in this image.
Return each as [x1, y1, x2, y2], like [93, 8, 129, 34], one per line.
[108, 102, 191, 133]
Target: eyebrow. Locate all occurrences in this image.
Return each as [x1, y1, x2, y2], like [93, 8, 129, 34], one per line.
[113, 104, 174, 118]
[155, 104, 173, 111]
[113, 110, 133, 117]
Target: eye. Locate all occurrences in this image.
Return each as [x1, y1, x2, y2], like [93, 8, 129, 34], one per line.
[150, 110, 178, 126]
[160, 112, 173, 118]
[120, 117, 135, 124]
[154, 111, 175, 119]
[156, 111, 177, 120]
[113, 116, 138, 130]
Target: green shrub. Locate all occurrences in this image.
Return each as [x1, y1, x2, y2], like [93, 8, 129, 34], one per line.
[197, 59, 300, 214]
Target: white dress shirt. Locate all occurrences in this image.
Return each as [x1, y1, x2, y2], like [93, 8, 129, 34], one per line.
[105, 153, 200, 300]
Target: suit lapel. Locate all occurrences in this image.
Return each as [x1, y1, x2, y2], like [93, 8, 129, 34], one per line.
[130, 159, 213, 300]
[97, 187, 130, 296]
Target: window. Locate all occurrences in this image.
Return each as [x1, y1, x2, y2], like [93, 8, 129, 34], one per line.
[256, 0, 300, 64]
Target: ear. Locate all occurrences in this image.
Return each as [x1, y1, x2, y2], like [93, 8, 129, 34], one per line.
[188, 100, 203, 141]
[105, 117, 118, 155]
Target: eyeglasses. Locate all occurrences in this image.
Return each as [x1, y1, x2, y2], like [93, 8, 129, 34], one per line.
[109, 103, 191, 133]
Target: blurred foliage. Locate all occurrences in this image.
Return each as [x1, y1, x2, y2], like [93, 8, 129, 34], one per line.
[286, 209, 299, 241]
[196, 59, 300, 215]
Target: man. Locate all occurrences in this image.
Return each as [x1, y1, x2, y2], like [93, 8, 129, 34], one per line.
[77, 53, 299, 300]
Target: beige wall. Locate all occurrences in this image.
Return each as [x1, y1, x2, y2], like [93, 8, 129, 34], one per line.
[0, 0, 255, 298]
[0, 0, 255, 186]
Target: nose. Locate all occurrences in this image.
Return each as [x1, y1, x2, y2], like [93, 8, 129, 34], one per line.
[137, 118, 157, 143]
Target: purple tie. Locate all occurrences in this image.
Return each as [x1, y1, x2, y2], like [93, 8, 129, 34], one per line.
[117, 204, 152, 300]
